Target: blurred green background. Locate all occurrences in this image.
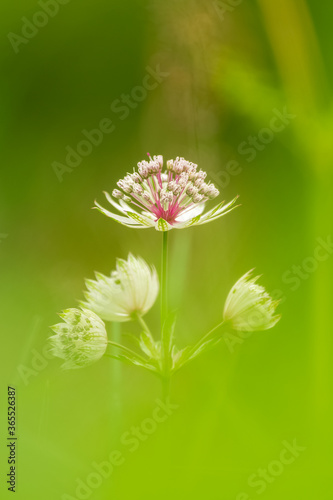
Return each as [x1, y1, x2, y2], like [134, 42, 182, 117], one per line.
[1, 0, 333, 498]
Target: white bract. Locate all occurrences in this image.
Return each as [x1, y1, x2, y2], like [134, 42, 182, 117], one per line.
[81, 254, 159, 322]
[49, 308, 108, 370]
[223, 270, 281, 331]
[94, 154, 239, 231]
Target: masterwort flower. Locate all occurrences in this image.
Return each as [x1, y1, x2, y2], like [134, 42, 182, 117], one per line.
[223, 270, 281, 331]
[81, 254, 159, 322]
[94, 154, 239, 231]
[49, 308, 108, 369]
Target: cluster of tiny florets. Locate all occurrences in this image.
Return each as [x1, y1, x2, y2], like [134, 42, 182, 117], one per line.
[111, 154, 220, 224]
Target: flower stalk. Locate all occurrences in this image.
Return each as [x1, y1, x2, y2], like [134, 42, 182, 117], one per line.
[109, 322, 122, 432]
[161, 231, 169, 331]
[161, 231, 171, 398]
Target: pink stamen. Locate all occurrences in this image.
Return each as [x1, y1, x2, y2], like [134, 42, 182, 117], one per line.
[110, 155, 220, 226]
[156, 172, 163, 189]
[129, 193, 152, 212]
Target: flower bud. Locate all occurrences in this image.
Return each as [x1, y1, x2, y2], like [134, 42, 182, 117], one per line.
[131, 172, 142, 183]
[112, 189, 124, 199]
[186, 183, 196, 196]
[82, 254, 159, 322]
[193, 193, 204, 203]
[153, 155, 163, 169]
[223, 271, 281, 331]
[117, 179, 132, 193]
[138, 161, 150, 178]
[49, 308, 107, 370]
[132, 183, 143, 195]
[167, 160, 174, 171]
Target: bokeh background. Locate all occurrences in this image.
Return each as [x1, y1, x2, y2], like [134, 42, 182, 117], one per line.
[1, 0, 333, 498]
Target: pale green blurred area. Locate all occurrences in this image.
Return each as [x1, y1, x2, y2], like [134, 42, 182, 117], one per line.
[0, 0, 333, 499]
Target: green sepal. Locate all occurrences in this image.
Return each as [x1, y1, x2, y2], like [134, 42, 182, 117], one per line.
[155, 218, 171, 231]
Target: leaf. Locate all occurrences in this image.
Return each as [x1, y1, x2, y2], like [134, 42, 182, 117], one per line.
[122, 332, 141, 347]
[162, 312, 177, 356]
[172, 337, 223, 372]
[139, 331, 161, 359]
[188, 337, 222, 361]
[171, 345, 192, 371]
[105, 353, 157, 373]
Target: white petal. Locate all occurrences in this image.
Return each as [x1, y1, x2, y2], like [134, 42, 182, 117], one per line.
[103, 191, 128, 214]
[126, 212, 155, 227]
[175, 203, 205, 223]
[173, 214, 202, 229]
[93, 202, 144, 226]
[83, 255, 159, 322]
[197, 197, 240, 225]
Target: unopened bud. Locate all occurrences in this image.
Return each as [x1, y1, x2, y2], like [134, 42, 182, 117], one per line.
[167, 160, 174, 171]
[117, 180, 132, 193]
[132, 184, 143, 195]
[186, 184, 197, 197]
[153, 155, 163, 169]
[112, 189, 124, 199]
[142, 192, 152, 202]
[131, 172, 142, 183]
[193, 193, 204, 204]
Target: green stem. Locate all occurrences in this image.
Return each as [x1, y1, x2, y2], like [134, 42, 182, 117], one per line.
[169, 321, 227, 376]
[190, 320, 226, 354]
[109, 322, 122, 437]
[161, 231, 169, 331]
[107, 340, 149, 364]
[137, 314, 154, 339]
[162, 376, 171, 401]
[161, 231, 170, 397]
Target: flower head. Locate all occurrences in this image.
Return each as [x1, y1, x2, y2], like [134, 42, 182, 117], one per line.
[223, 270, 281, 331]
[81, 254, 159, 322]
[49, 308, 107, 369]
[94, 154, 239, 231]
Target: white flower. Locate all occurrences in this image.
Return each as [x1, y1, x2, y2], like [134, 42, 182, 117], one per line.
[94, 154, 239, 231]
[81, 254, 159, 322]
[49, 308, 107, 369]
[223, 270, 281, 331]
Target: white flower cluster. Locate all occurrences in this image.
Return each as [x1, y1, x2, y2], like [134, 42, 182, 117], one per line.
[112, 155, 219, 211]
[224, 270, 281, 331]
[50, 255, 159, 370]
[95, 154, 233, 231]
[49, 154, 281, 376]
[49, 308, 108, 370]
[81, 254, 159, 322]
